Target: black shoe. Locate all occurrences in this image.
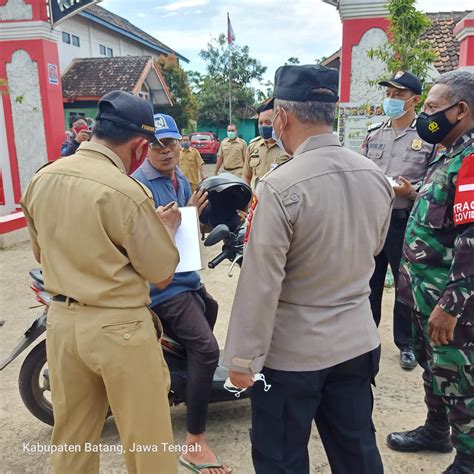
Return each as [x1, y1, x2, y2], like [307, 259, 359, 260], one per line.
[399, 348, 417, 370]
[442, 453, 474, 473]
[387, 425, 453, 453]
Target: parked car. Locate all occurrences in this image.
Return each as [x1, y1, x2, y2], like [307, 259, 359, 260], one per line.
[190, 132, 220, 163]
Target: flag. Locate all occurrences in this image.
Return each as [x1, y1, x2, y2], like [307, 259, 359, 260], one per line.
[227, 13, 235, 44]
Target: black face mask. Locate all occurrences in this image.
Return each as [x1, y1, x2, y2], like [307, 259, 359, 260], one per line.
[416, 103, 460, 145]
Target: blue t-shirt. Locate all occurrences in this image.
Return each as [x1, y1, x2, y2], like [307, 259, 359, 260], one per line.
[132, 159, 201, 306]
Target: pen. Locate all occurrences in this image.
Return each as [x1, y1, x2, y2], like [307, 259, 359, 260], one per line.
[163, 201, 176, 211]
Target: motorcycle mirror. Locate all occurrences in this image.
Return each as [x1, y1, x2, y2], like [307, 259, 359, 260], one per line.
[204, 224, 230, 247]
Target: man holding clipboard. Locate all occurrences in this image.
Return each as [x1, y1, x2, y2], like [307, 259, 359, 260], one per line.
[132, 114, 231, 474]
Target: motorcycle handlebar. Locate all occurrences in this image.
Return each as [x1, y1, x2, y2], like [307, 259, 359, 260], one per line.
[208, 250, 230, 269]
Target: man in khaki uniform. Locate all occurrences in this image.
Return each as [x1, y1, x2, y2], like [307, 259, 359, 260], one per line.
[244, 100, 290, 190]
[214, 123, 247, 177]
[223, 65, 394, 474]
[361, 71, 435, 370]
[21, 91, 180, 474]
[179, 134, 205, 192]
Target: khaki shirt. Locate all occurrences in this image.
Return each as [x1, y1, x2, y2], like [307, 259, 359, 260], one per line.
[179, 147, 204, 184]
[361, 118, 435, 209]
[223, 134, 394, 373]
[217, 137, 247, 171]
[20, 142, 179, 308]
[243, 137, 290, 190]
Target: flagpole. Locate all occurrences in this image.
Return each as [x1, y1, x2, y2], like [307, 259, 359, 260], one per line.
[227, 12, 232, 124]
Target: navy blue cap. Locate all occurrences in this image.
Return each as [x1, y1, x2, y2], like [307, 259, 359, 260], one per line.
[153, 113, 182, 140]
[379, 71, 422, 95]
[273, 64, 339, 103]
[256, 97, 274, 114]
[96, 90, 155, 138]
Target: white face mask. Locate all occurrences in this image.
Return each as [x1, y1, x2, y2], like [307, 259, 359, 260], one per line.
[271, 108, 289, 155]
[224, 373, 272, 398]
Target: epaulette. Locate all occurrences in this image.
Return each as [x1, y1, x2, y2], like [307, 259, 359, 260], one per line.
[129, 176, 154, 199]
[34, 160, 56, 174]
[249, 136, 262, 144]
[367, 122, 384, 133]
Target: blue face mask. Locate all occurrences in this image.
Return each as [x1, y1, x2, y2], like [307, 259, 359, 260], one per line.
[259, 125, 273, 140]
[182, 142, 190, 149]
[383, 97, 410, 119]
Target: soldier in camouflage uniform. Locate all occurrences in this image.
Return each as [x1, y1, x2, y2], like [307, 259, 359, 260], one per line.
[386, 70, 474, 474]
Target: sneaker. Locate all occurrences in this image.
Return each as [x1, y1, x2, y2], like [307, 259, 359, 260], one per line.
[387, 424, 452, 453]
[400, 348, 417, 370]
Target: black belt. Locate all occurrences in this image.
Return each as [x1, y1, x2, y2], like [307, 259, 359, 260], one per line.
[392, 209, 411, 219]
[52, 294, 79, 304]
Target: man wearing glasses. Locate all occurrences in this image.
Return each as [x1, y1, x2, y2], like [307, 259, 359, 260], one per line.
[132, 114, 231, 474]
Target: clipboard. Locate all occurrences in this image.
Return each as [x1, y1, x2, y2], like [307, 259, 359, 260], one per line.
[174, 207, 203, 273]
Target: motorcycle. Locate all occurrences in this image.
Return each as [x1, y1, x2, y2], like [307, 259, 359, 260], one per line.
[0, 224, 245, 426]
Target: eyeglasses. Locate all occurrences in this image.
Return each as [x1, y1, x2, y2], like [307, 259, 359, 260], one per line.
[149, 138, 179, 151]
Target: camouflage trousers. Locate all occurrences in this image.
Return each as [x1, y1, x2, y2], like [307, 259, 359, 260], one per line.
[412, 309, 474, 456]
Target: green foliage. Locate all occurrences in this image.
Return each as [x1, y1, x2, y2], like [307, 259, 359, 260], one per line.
[314, 56, 328, 65]
[155, 54, 197, 131]
[367, 0, 437, 90]
[0, 78, 8, 96]
[285, 57, 300, 65]
[192, 34, 266, 127]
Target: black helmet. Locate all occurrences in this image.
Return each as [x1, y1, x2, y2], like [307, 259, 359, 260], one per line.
[198, 173, 252, 231]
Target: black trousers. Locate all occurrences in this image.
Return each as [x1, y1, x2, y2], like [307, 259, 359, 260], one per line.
[369, 213, 412, 349]
[152, 286, 219, 435]
[250, 348, 383, 474]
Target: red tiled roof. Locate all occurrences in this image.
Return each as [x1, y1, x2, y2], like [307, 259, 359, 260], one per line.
[62, 56, 150, 99]
[322, 11, 473, 73]
[423, 11, 472, 73]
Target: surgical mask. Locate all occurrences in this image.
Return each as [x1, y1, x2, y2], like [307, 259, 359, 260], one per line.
[227, 131, 237, 140]
[182, 142, 190, 149]
[258, 125, 273, 140]
[382, 97, 410, 119]
[271, 109, 289, 154]
[224, 373, 272, 398]
[415, 103, 461, 145]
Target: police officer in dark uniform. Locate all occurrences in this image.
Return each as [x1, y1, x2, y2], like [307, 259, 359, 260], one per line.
[361, 71, 435, 370]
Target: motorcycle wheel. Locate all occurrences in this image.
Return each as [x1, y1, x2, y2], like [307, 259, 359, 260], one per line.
[18, 340, 54, 426]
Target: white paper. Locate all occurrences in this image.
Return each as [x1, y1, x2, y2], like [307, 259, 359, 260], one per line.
[174, 207, 202, 273]
[386, 176, 398, 188]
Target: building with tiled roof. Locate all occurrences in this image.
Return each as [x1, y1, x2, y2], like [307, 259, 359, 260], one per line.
[56, 4, 188, 75]
[322, 11, 472, 74]
[61, 56, 172, 127]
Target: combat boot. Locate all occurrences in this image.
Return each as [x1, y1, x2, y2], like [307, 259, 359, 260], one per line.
[387, 423, 452, 453]
[442, 453, 474, 474]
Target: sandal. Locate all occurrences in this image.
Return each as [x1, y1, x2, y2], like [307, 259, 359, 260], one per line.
[179, 454, 231, 473]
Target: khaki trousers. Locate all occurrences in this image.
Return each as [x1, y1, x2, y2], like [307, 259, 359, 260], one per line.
[223, 167, 243, 178]
[46, 302, 177, 474]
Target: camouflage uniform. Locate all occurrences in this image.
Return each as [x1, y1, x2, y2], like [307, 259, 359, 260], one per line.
[398, 129, 474, 456]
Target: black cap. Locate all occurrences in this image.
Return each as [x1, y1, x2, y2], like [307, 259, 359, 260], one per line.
[96, 90, 156, 138]
[256, 97, 275, 114]
[378, 71, 422, 95]
[272, 64, 339, 103]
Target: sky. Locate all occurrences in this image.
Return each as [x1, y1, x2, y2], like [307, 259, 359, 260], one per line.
[100, 0, 472, 85]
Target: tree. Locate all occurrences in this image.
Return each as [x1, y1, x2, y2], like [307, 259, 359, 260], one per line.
[367, 0, 437, 90]
[193, 34, 266, 127]
[155, 54, 197, 131]
[285, 57, 300, 65]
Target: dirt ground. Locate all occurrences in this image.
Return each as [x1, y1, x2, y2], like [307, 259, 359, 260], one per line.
[0, 236, 455, 474]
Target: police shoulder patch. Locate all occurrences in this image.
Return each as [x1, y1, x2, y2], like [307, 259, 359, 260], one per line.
[367, 122, 384, 133]
[244, 194, 258, 244]
[453, 153, 474, 226]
